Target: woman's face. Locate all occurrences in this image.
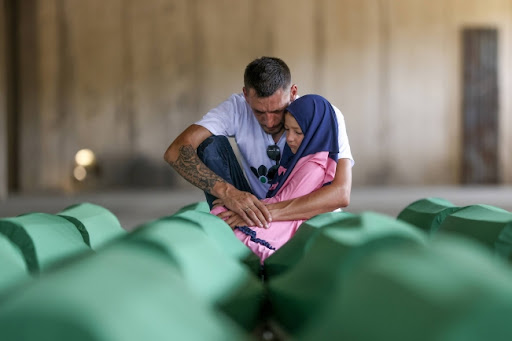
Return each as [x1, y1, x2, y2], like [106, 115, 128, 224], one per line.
[284, 112, 304, 154]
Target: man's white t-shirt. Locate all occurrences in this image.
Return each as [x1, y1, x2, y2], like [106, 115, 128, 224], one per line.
[196, 93, 354, 199]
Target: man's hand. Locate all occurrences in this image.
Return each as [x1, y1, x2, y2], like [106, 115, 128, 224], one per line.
[212, 187, 271, 228]
[165, 124, 272, 227]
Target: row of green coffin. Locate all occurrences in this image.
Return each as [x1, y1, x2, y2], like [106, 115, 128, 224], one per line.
[0, 241, 250, 340]
[2, 200, 512, 340]
[174, 200, 512, 339]
[0, 203, 126, 289]
[261, 210, 512, 339]
[0, 203, 258, 340]
[397, 197, 512, 260]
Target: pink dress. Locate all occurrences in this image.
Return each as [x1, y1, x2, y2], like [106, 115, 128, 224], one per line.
[211, 151, 337, 262]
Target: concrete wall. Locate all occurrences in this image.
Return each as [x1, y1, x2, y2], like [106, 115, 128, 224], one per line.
[10, 0, 512, 192]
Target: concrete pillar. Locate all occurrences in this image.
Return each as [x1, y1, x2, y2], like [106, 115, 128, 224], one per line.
[0, 0, 8, 200]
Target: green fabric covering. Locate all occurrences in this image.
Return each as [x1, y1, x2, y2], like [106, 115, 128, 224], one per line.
[58, 202, 126, 249]
[496, 225, 512, 262]
[175, 201, 210, 214]
[0, 242, 249, 341]
[170, 210, 253, 260]
[0, 213, 91, 272]
[264, 211, 354, 279]
[397, 197, 461, 234]
[0, 234, 29, 293]
[172, 204, 264, 276]
[298, 236, 512, 341]
[438, 204, 512, 257]
[267, 212, 426, 335]
[241, 252, 262, 278]
[128, 219, 264, 330]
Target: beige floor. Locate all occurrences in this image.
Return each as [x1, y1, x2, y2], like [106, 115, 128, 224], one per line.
[1, 185, 511, 231]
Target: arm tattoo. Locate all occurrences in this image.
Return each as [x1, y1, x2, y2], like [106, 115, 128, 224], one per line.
[169, 144, 226, 193]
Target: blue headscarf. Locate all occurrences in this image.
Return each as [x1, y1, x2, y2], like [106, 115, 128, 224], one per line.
[266, 94, 339, 198]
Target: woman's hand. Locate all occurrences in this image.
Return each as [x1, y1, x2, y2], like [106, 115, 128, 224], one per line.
[215, 208, 268, 229]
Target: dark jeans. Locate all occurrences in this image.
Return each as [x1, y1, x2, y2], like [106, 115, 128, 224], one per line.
[197, 136, 253, 209]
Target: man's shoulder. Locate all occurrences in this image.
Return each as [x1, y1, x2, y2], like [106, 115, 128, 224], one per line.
[214, 93, 251, 116]
[231, 92, 245, 101]
[201, 93, 249, 118]
[196, 92, 256, 136]
[226, 92, 247, 105]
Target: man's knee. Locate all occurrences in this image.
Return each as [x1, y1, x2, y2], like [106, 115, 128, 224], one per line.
[197, 135, 252, 195]
[197, 135, 231, 161]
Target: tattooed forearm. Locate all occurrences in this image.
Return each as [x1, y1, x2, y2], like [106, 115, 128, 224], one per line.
[169, 144, 226, 193]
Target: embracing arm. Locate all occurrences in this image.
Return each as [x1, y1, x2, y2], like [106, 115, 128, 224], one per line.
[164, 124, 220, 192]
[265, 158, 352, 221]
[164, 124, 270, 227]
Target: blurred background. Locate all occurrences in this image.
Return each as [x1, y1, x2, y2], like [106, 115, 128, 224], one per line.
[1, 0, 511, 228]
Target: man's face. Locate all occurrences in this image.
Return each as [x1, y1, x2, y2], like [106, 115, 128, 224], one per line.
[244, 85, 298, 136]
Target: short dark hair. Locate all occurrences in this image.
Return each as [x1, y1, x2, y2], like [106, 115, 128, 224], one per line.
[244, 57, 291, 97]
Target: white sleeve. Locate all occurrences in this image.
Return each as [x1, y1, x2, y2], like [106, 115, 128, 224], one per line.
[333, 105, 355, 166]
[195, 94, 244, 137]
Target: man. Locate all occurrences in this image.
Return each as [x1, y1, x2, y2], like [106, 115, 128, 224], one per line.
[164, 57, 353, 229]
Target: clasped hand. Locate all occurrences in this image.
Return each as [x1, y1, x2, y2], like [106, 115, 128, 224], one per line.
[212, 190, 271, 229]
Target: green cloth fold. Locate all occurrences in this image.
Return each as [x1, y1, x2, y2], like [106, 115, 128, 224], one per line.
[0, 213, 90, 272]
[58, 202, 126, 249]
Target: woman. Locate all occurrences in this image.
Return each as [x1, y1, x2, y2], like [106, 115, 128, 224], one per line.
[211, 94, 339, 261]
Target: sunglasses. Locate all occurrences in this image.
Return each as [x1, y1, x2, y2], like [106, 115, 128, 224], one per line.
[267, 144, 281, 181]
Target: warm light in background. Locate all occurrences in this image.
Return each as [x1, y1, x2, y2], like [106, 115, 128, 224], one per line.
[75, 149, 96, 167]
[73, 149, 99, 183]
[73, 165, 87, 181]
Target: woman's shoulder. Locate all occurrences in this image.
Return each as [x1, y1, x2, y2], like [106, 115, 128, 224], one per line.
[297, 151, 331, 166]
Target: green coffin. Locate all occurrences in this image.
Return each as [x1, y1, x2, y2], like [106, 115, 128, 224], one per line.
[170, 210, 253, 260]
[0, 234, 29, 293]
[128, 219, 264, 331]
[58, 202, 126, 249]
[267, 212, 426, 335]
[397, 197, 461, 234]
[0, 242, 250, 341]
[0, 213, 91, 272]
[264, 211, 354, 279]
[299, 236, 512, 341]
[437, 204, 512, 259]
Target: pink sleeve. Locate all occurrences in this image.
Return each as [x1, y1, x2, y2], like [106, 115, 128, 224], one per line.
[269, 160, 326, 203]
